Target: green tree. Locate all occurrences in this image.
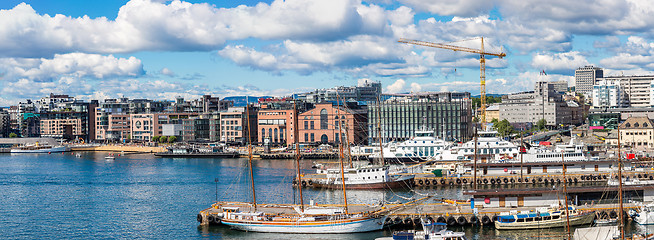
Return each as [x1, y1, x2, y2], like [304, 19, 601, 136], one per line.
[159, 136, 168, 143]
[151, 136, 160, 142]
[494, 119, 514, 137]
[8, 133, 17, 138]
[536, 118, 547, 131]
[167, 136, 177, 143]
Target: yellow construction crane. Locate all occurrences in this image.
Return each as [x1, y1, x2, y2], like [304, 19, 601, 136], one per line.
[398, 38, 506, 123]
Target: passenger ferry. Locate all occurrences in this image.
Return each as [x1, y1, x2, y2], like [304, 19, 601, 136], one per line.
[376, 219, 467, 240]
[495, 206, 595, 230]
[371, 127, 452, 163]
[504, 137, 588, 163]
[440, 130, 519, 162]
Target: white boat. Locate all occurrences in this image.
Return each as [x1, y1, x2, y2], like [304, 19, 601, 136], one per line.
[494, 206, 595, 230]
[371, 126, 452, 163]
[312, 165, 415, 189]
[514, 137, 589, 163]
[440, 130, 519, 162]
[573, 225, 619, 240]
[11, 143, 70, 153]
[376, 219, 467, 240]
[632, 202, 654, 225]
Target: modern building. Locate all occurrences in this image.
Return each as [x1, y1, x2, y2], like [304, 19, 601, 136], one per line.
[40, 118, 83, 139]
[575, 65, 603, 97]
[592, 79, 627, 108]
[601, 75, 654, 108]
[368, 92, 473, 143]
[500, 81, 585, 126]
[619, 117, 654, 149]
[297, 102, 367, 145]
[220, 106, 257, 145]
[298, 80, 382, 103]
[257, 107, 296, 146]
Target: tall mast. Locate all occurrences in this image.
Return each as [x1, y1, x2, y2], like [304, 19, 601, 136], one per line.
[561, 150, 571, 240]
[520, 132, 524, 179]
[336, 95, 349, 214]
[618, 125, 624, 240]
[473, 127, 478, 190]
[294, 101, 304, 212]
[376, 96, 385, 166]
[246, 102, 257, 211]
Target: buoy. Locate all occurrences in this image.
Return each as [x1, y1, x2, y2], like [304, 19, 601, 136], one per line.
[48, 152, 51, 154]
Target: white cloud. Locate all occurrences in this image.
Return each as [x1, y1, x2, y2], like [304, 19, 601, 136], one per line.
[385, 79, 406, 93]
[599, 36, 654, 71]
[398, 0, 493, 17]
[0, 53, 144, 81]
[160, 67, 175, 77]
[531, 51, 590, 74]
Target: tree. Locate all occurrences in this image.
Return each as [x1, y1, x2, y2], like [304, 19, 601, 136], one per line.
[151, 136, 160, 142]
[167, 136, 177, 143]
[536, 118, 547, 131]
[494, 119, 514, 137]
[159, 136, 168, 143]
[8, 133, 17, 138]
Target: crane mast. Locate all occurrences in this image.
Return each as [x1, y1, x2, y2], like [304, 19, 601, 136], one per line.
[398, 38, 506, 123]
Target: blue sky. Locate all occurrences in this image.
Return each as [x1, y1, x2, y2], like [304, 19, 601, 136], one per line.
[0, 0, 653, 105]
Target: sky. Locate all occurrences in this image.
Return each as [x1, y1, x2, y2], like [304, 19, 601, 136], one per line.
[0, 0, 653, 105]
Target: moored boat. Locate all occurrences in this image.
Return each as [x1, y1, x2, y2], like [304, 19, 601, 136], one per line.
[11, 143, 70, 153]
[311, 165, 415, 189]
[376, 219, 467, 240]
[494, 206, 595, 230]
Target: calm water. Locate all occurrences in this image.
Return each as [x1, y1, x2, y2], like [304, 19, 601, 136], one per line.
[0, 152, 652, 239]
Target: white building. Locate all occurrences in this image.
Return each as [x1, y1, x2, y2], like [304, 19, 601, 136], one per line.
[603, 75, 654, 108]
[592, 79, 627, 108]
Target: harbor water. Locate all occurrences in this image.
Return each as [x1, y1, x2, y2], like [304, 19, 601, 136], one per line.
[1, 152, 653, 239]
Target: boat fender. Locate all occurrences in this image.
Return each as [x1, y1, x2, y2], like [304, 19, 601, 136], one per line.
[427, 216, 434, 223]
[469, 215, 479, 225]
[568, 178, 572, 183]
[212, 215, 221, 224]
[308, 180, 313, 186]
[197, 214, 203, 223]
[638, 174, 643, 178]
[574, 178, 578, 183]
[481, 215, 491, 225]
[403, 217, 413, 226]
[538, 177, 543, 182]
[413, 218, 421, 226]
[503, 178, 508, 183]
[462, 179, 468, 184]
[446, 216, 457, 226]
[448, 181, 454, 186]
[580, 176, 585, 180]
[593, 176, 598, 180]
[556, 179, 561, 184]
[432, 180, 438, 185]
[600, 211, 608, 219]
[602, 175, 607, 180]
[550, 178, 555, 184]
[394, 217, 403, 224]
[531, 179, 536, 184]
[457, 216, 467, 225]
[517, 178, 522, 183]
[650, 176, 653, 180]
[440, 179, 446, 185]
[436, 216, 446, 223]
[483, 179, 488, 184]
[645, 174, 649, 178]
[207, 215, 215, 224]
[456, 178, 462, 184]
[301, 181, 307, 187]
[419, 179, 424, 185]
[425, 179, 430, 185]
[609, 210, 618, 219]
[497, 178, 502, 184]
[510, 178, 515, 183]
[491, 215, 499, 223]
[490, 179, 496, 184]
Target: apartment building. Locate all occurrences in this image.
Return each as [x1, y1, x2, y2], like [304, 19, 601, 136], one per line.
[575, 65, 603, 97]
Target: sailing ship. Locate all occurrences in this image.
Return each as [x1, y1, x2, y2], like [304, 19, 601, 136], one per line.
[214, 101, 389, 233]
[312, 164, 414, 189]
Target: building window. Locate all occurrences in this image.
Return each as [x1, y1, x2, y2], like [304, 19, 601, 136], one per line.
[304, 133, 309, 142]
[304, 121, 308, 129]
[274, 128, 278, 143]
[320, 109, 328, 129]
[310, 133, 315, 142]
[310, 121, 314, 130]
[261, 128, 265, 140]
